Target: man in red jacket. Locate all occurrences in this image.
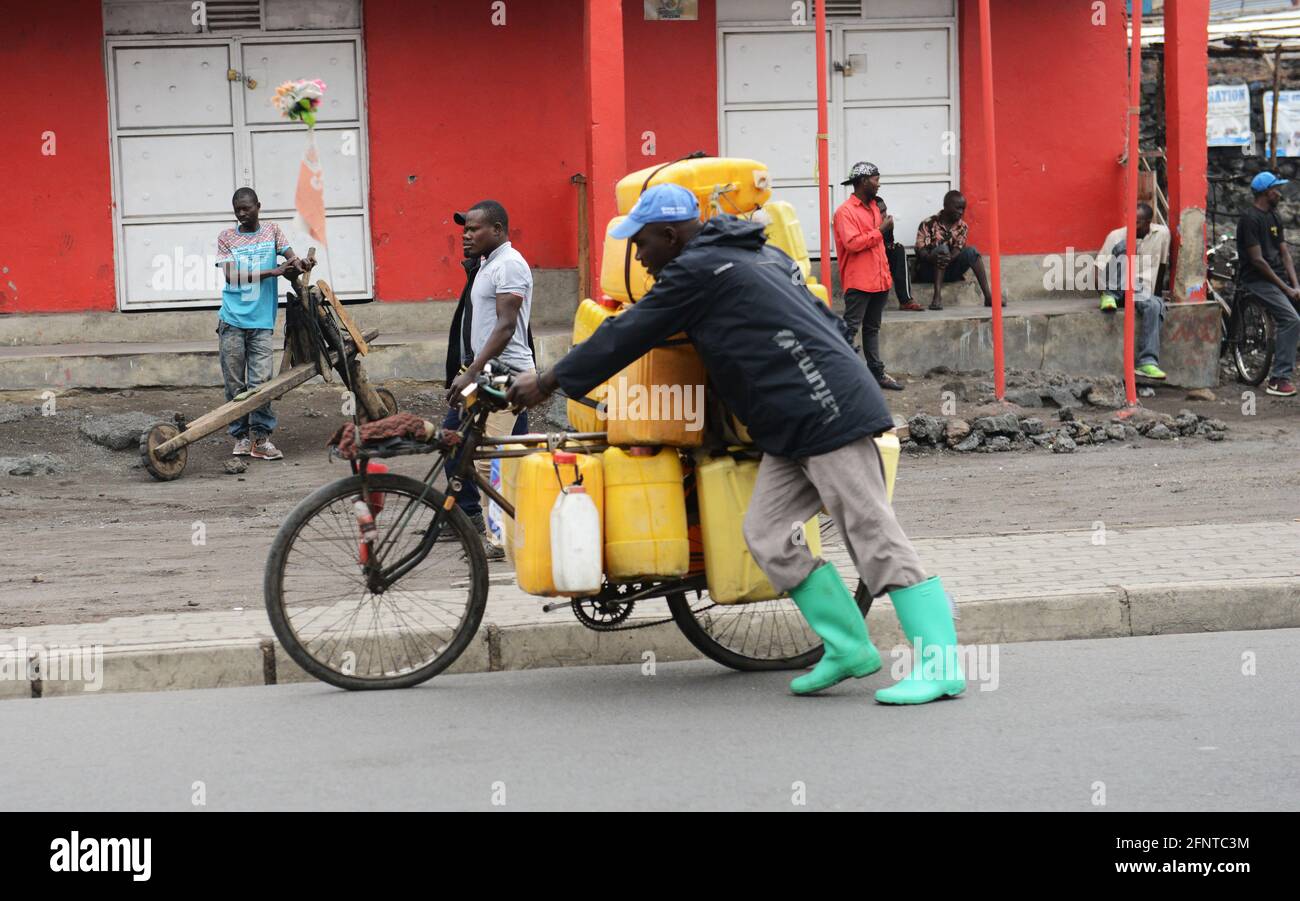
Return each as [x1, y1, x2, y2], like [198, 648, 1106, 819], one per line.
[833, 162, 904, 390]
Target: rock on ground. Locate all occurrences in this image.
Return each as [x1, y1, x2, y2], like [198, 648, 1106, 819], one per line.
[79, 411, 179, 451]
[0, 404, 39, 425]
[973, 412, 1020, 436]
[1186, 387, 1216, 402]
[945, 418, 971, 447]
[0, 454, 66, 476]
[908, 413, 946, 445]
[1052, 433, 1077, 454]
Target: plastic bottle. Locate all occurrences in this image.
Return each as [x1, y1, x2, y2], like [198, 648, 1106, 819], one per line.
[550, 453, 602, 594]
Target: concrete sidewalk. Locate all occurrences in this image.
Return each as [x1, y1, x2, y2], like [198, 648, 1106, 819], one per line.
[3, 520, 1297, 700]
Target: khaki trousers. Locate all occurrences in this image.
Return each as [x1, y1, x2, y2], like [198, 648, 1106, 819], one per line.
[741, 434, 927, 596]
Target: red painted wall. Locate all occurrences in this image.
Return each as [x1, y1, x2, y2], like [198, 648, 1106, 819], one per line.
[364, 0, 587, 302]
[0, 0, 115, 314]
[622, 1, 719, 167]
[958, 0, 1128, 255]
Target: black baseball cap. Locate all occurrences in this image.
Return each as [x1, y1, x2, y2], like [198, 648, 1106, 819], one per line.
[453, 210, 468, 226]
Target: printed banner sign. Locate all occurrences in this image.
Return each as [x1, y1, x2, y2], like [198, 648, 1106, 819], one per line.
[1262, 90, 1300, 157]
[1207, 84, 1253, 148]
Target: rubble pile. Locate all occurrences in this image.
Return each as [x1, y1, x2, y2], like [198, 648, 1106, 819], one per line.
[904, 405, 1228, 455]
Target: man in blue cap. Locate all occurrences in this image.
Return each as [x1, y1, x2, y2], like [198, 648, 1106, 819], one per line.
[506, 183, 965, 705]
[1238, 171, 1300, 397]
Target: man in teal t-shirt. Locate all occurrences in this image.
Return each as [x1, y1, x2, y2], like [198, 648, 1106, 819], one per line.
[215, 187, 300, 459]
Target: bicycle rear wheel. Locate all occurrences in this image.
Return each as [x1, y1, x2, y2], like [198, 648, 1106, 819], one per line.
[1233, 294, 1274, 386]
[666, 579, 871, 672]
[265, 473, 487, 690]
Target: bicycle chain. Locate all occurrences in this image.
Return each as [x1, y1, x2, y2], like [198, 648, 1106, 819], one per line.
[568, 595, 719, 633]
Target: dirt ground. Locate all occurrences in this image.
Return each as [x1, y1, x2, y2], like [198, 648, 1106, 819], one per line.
[1, 373, 1296, 627]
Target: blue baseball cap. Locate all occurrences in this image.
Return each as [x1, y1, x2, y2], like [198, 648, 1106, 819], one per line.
[1251, 171, 1289, 193]
[610, 184, 699, 239]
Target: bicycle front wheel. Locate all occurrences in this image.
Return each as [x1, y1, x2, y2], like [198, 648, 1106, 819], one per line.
[264, 473, 488, 690]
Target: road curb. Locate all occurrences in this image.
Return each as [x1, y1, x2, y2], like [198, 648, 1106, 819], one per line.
[2, 578, 1297, 700]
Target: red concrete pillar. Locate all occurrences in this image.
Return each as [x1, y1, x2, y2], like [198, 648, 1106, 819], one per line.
[1164, 0, 1210, 302]
[583, 0, 629, 297]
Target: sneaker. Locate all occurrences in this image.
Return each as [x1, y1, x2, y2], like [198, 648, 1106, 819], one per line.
[232, 437, 252, 456]
[899, 301, 925, 312]
[1100, 293, 1118, 312]
[1135, 363, 1167, 380]
[482, 539, 506, 562]
[1266, 378, 1297, 397]
[878, 374, 905, 391]
[250, 436, 284, 460]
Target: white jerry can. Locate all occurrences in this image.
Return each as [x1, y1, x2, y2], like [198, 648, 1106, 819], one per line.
[550, 485, 602, 594]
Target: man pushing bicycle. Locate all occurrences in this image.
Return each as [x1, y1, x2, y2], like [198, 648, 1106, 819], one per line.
[506, 184, 964, 705]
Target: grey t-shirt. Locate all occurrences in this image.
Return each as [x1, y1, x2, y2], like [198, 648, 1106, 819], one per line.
[464, 241, 535, 372]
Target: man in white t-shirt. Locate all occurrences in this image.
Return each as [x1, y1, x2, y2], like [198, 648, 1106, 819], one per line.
[1096, 202, 1171, 380]
[447, 200, 536, 556]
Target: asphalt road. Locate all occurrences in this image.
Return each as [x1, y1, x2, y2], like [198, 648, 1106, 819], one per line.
[1, 629, 1296, 812]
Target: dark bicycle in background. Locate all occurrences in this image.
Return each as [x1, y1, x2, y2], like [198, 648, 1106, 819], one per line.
[1207, 231, 1275, 385]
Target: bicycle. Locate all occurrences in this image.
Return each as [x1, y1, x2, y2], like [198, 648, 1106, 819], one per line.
[263, 360, 872, 690]
[1207, 232, 1275, 386]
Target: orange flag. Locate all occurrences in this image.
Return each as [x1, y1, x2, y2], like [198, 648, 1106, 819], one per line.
[294, 133, 328, 246]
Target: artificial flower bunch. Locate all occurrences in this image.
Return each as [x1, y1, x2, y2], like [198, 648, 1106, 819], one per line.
[273, 79, 327, 127]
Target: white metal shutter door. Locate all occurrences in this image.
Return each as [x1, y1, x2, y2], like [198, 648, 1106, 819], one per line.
[244, 39, 370, 297]
[841, 28, 950, 101]
[721, 29, 831, 255]
[836, 26, 956, 248]
[113, 43, 241, 309]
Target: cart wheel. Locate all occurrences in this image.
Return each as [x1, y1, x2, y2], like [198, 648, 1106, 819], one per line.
[140, 423, 188, 482]
[375, 387, 398, 417]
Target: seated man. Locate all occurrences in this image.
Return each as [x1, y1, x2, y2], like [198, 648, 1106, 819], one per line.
[1096, 201, 1171, 381]
[915, 191, 1000, 310]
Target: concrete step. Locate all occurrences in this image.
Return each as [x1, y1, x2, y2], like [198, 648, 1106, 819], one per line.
[0, 282, 581, 348]
[878, 296, 1221, 388]
[0, 296, 1221, 392]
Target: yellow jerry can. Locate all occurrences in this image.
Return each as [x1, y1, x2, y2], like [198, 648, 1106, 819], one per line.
[566, 298, 623, 433]
[806, 279, 830, 308]
[599, 217, 656, 303]
[513, 450, 605, 597]
[617, 157, 772, 220]
[694, 453, 821, 605]
[602, 446, 690, 581]
[758, 200, 812, 281]
[606, 338, 707, 448]
[499, 444, 526, 565]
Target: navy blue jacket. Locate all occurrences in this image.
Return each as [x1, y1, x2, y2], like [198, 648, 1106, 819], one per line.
[550, 216, 895, 458]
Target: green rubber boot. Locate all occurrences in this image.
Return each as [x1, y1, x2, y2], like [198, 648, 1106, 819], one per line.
[875, 576, 966, 705]
[788, 563, 881, 695]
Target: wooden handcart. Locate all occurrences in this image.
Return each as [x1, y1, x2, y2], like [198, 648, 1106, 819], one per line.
[139, 250, 396, 481]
